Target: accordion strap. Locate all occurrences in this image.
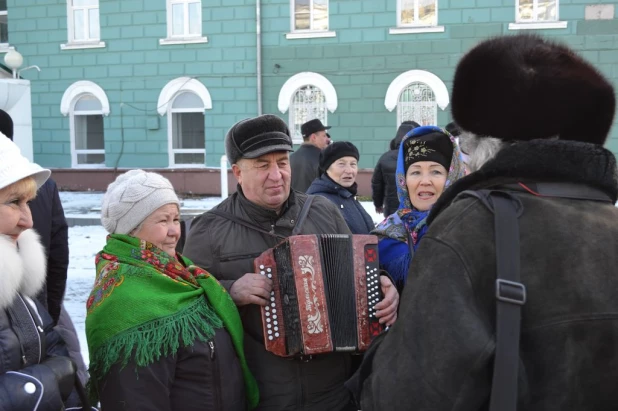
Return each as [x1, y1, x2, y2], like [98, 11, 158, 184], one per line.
[292, 195, 314, 236]
[208, 209, 286, 240]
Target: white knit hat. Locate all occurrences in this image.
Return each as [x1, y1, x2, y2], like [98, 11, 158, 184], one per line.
[0, 133, 50, 191]
[101, 169, 180, 234]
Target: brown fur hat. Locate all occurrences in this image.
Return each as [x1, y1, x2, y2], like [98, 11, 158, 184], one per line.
[451, 34, 615, 145]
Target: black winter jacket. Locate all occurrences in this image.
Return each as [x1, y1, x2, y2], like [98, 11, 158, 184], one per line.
[360, 139, 618, 411]
[306, 174, 375, 234]
[184, 188, 356, 411]
[371, 149, 399, 217]
[0, 230, 79, 411]
[290, 144, 321, 193]
[31, 178, 69, 324]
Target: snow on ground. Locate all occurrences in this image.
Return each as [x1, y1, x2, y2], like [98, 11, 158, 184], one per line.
[62, 191, 386, 365]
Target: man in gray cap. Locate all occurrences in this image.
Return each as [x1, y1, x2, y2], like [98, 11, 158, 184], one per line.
[183, 114, 399, 411]
[290, 118, 332, 192]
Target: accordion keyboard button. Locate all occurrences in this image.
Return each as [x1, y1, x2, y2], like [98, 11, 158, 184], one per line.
[260, 265, 264, 269]
[267, 324, 271, 328]
[273, 315, 278, 319]
[268, 330, 272, 335]
[266, 311, 270, 316]
[275, 333, 280, 337]
[272, 308, 276, 313]
[267, 267, 272, 273]
[260, 271, 265, 275]
[269, 336, 273, 340]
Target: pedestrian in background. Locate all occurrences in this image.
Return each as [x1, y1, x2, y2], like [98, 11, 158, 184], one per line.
[290, 118, 332, 192]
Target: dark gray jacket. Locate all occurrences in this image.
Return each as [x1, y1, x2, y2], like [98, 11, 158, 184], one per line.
[290, 144, 321, 193]
[184, 188, 356, 411]
[371, 149, 399, 217]
[97, 327, 246, 411]
[360, 139, 618, 411]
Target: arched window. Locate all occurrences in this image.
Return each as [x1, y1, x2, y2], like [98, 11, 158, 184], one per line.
[278, 72, 338, 143]
[61, 81, 109, 168]
[384, 70, 449, 127]
[397, 82, 436, 126]
[169, 91, 205, 166]
[158, 77, 212, 167]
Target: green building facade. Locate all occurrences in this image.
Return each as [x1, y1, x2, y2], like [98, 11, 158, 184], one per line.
[5, 0, 618, 175]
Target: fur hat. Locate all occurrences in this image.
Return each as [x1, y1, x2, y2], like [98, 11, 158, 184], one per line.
[101, 169, 180, 235]
[225, 114, 293, 165]
[319, 141, 359, 175]
[0, 134, 50, 191]
[403, 130, 453, 171]
[451, 34, 615, 144]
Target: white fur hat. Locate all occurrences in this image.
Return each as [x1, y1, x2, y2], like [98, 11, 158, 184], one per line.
[101, 169, 180, 234]
[0, 133, 50, 191]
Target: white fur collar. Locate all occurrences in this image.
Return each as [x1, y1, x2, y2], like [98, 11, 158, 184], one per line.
[0, 229, 47, 310]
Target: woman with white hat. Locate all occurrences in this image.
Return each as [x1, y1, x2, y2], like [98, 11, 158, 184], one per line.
[86, 169, 258, 410]
[0, 135, 84, 410]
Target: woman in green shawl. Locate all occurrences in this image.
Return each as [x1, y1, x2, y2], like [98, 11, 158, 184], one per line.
[86, 169, 258, 410]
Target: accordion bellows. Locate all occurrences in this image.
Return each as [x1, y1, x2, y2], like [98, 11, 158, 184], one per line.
[254, 234, 383, 357]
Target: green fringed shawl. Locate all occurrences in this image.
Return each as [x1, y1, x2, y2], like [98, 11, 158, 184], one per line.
[85, 234, 259, 409]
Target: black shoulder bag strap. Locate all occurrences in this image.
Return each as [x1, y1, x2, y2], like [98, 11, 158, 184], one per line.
[6, 294, 45, 366]
[292, 195, 314, 236]
[208, 209, 286, 240]
[488, 192, 526, 411]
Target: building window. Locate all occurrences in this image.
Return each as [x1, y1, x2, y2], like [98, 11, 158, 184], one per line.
[397, 82, 437, 126]
[292, 0, 329, 32]
[169, 92, 205, 167]
[0, 0, 8, 48]
[517, 0, 558, 22]
[398, 0, 437, 27]
[67, 0, 100, 43]
[167, 0, 202, 39]
[289, 86, 328, 143]
[72, 95, 105, 167]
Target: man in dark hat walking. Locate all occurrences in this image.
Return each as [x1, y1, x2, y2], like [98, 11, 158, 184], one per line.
[357, 33, 618, 410]
[371, 121, 420, 216]
[183, 114, 399, 411]
[290, 118, 332, 192]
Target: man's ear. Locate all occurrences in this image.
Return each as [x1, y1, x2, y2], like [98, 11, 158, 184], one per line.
[232, 163, 243, 184]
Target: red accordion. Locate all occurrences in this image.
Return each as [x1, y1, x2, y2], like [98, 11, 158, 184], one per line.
[254, 234, 384, 358]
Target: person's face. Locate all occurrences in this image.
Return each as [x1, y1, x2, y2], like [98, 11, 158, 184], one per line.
[406, 161, 448, 211]
[310, 130, 331, 149]
[233, 152, 291, 213]
[327, 156, 358, 188]
[0, 181, 35, 244]
[132, 203, 181, 256]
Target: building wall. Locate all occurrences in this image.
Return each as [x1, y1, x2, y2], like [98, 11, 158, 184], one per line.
[6, 0, 618, 193]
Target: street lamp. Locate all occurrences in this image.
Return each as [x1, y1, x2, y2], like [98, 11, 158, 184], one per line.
[4, 49, 23, 79]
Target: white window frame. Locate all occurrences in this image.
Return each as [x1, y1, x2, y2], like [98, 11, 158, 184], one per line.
[397, 0, 438, 27]
[390, 0, 444, 34]
[160, 0, 208, 45]
[61, 0, 105, 50]
[509, 0, 567, 30]
[385, 70, 449, 125]
[0, 5, 11, 51]
[286, 0, 336, 39]
[278, 72, 338, 144]
[158, 77, 212, 167]
[61, 81, 110, 168]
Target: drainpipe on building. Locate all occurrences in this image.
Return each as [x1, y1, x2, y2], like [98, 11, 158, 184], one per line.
[256, 0, 263, 116]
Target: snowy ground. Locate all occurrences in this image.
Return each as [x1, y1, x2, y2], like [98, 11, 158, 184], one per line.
[61, 191, 385, 365]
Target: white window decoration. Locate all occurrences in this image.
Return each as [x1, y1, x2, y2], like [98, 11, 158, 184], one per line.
[278, 72, 338, 143]
[398, 0, 437, 27]
[61, 81, 109, 168]
[292, 0, 329, 31]
[0, 0, 8, 48]
[161, 0, 208, 45]
[517, 0, 558, 22]
[62, 0, 105, 49]
[384, 70, 449, 126]
[158, 77, 212, 167]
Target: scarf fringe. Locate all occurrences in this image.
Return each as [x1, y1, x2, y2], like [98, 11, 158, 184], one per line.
[88, 298, 222, 402]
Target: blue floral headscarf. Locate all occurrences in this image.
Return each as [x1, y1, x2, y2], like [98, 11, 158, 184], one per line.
[372, 126, 466, 245]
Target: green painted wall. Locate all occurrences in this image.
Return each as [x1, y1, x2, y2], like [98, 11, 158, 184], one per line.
[7, 0, 618, 169]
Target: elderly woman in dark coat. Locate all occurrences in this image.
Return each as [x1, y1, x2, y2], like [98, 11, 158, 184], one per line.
[306, 141, 375, 234]
[0, 136, 83, 410]
[86, 169, 258, 410]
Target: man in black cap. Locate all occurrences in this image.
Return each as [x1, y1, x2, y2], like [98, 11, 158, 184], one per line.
[358, 34, 618, 410]
[290, 118, 332, 192]
[183, 114, 399, 411]
[371, 121, 420, 216]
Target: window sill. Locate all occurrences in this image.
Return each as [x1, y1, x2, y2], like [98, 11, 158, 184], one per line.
[508, 21, 568, 30]
[389, 26, 445, 34]
[285, 31, 337, 39]
[159, 36, 209, 45]
[61, 41, 106, 50]
[72, 164, 108, 169]
[169, 164, 206, 169]
[0, 45, 15, 53]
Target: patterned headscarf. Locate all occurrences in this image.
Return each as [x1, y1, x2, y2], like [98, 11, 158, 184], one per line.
[372, 126, 466, 244]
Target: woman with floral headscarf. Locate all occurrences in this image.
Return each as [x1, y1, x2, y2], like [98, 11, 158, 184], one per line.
[372, 126, 466, 292]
